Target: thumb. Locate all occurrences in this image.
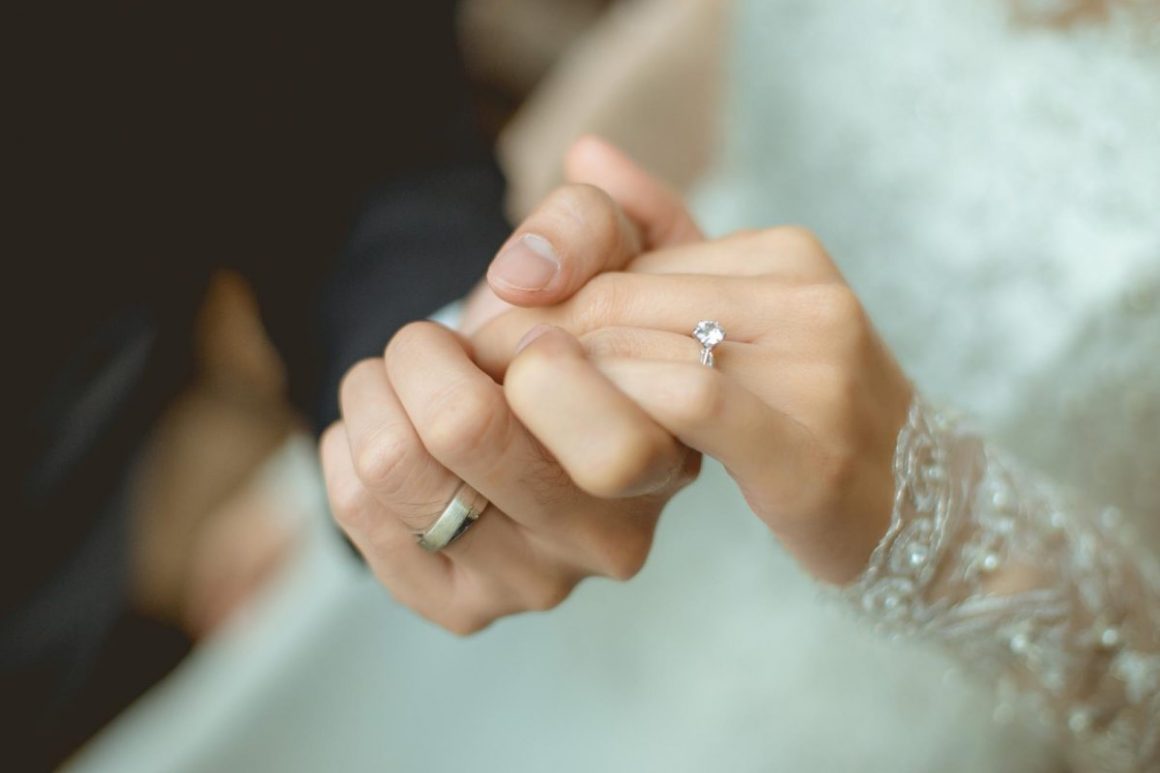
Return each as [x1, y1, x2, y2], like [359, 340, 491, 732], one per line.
[564, 135, 703, 249]
[484, 136, 703, 313]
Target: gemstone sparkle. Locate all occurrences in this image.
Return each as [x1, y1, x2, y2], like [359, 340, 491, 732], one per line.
[693, 320, 725, 348]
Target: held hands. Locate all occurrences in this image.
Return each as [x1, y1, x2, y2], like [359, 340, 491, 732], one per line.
[319, 139, 701, 634]
[320, 138, 913, 634]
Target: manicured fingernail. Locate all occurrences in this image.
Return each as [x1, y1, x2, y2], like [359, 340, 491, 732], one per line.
[490, 234, 560, 292]
[515, 323, 555, 354]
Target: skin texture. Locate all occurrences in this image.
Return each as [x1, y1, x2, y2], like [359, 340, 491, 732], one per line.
[320, 137, 913, 633]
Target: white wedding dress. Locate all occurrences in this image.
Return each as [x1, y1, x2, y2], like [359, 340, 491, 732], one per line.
[67, 2, 1160, 772]
[694, 0, 1160, 768]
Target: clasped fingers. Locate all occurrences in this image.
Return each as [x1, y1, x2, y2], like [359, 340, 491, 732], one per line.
[321, 321, 686, 634]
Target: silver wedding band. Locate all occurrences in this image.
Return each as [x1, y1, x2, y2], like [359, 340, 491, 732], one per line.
[692, 320, 725, 368]
[417, 482, 489, 552]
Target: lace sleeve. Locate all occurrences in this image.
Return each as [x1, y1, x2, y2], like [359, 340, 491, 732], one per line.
[843, 395, 1160, 771]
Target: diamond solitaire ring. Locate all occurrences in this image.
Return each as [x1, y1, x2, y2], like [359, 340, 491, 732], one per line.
[692, 320, 725, 367]
[417, 482, 489, 552]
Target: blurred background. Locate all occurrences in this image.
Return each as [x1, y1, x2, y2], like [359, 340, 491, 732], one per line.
[55, 1, 733, 769]
[11, 0, 1070, 770]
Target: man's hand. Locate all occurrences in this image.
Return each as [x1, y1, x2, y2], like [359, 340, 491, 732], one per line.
[320, 137, 701, 634]
[459, 135, 702, 333]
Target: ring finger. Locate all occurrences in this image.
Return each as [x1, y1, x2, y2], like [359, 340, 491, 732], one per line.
[385, 322, 642, 579]
[337, 354, 564, 609]
[578, 326, 829, 422]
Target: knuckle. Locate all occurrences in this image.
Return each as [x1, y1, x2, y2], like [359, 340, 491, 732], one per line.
[422, 382, 507, 463]
[352, 428, 411, 494]
[411, 575, 496, 636]
[442, 611, 493, 637]
[671, 367, 727, 427]
[338, 358, 382, 406]
[580, 327, 633, 359]
[727, 226, 838, 280]
[608, 551, 648, 582]
[808, 285, 874, 366]
[443, 612, 489, 636]
[384, 320, 439, 363]
[524, 577, 574, 612]
[600, 532, 653, 581]
[569, 272, 628, 332]
[727, 227, 766, 244]
[321, 430, 369, 528]
[504, 341, 572, 414]
[772, 225, 826, 254]
[573, 432, 659, 498]
[328, 474, 372, 534]
[810, 284, 865, 331]
[503, 350, 550, 407]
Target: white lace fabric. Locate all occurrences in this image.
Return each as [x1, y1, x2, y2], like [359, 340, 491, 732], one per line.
[844, 395, 1160, 770]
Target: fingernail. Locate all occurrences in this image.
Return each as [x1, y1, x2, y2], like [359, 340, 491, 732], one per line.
[490, 234, 560, 292]
[515, 323, 555, 354]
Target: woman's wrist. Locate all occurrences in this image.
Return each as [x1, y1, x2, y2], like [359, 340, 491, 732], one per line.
[838, 392, 1160, 769]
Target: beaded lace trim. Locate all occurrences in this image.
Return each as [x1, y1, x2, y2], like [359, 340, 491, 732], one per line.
[844, 396, 1160, 771]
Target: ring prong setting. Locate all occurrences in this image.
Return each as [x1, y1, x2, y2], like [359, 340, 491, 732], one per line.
[693, 320, 725, 367]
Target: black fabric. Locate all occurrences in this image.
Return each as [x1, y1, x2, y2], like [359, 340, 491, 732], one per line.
[4, 2, 509, 767]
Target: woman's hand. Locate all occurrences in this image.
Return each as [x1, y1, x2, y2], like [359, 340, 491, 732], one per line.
[474, 142, 913, 585]
[479, 230, 913, 585]
[319, 138, 703, 634]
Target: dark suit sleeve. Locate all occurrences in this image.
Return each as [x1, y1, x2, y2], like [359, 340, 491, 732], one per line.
[235, 1, 510, 430]
[312, 157, 509, 428]
[4, 2, 508, 767]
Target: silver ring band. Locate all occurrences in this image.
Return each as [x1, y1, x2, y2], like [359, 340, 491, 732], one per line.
[692, 320, 725, 368]
[417, 482, 489, 552]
